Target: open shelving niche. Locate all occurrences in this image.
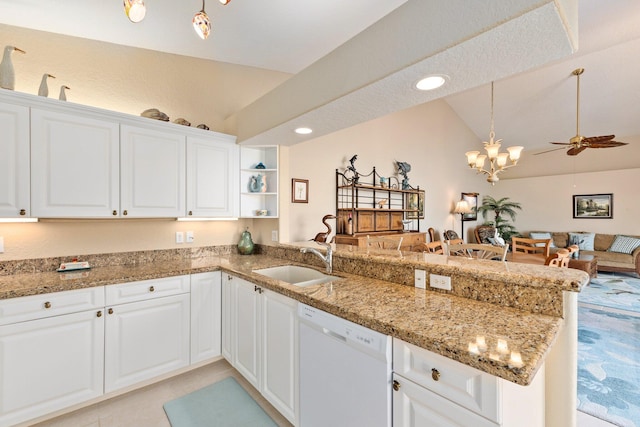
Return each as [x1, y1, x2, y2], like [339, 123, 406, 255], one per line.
[240, 146, 279, 218]
[336, 167, 424, 237]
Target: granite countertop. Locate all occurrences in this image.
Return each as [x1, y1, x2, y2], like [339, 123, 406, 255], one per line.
[0, 249, 569, 386]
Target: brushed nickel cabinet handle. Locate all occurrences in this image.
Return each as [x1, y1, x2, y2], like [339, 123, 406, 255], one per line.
[431, 368, 441, 381]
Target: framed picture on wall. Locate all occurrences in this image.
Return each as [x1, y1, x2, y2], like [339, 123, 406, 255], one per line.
[292, 179, 309, 203]
[573, 193, 613, 218]
[461, 192, 478, 221]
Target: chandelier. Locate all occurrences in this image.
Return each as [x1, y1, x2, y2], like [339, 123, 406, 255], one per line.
[465, 82, 523, 185]
[123, 0, 232, 39]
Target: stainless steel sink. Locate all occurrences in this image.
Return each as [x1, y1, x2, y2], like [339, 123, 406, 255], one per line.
[253, 265, 341, 287]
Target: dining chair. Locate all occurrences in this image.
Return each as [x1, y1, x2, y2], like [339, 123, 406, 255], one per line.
[447, 242, 509, 261]
[413, 240, 444, 254]
[511, 237, 552, 257]
[545, 248, 571, 267]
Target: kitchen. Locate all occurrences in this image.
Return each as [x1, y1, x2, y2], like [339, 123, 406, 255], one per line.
[1, 0, 639, 426]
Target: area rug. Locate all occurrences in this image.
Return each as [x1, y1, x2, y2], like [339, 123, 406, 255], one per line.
[163, 377, 278, 427]
[579, 274, 640, 313]
[578, 273, 640, 427]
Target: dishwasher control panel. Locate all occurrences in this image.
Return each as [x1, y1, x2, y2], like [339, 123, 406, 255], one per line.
[298, 303, 388, 353]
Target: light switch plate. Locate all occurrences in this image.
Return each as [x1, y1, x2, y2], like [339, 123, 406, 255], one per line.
[414, 269, 426, 289]
[186, 231, 194, 243]
[0, 236, 4, 253]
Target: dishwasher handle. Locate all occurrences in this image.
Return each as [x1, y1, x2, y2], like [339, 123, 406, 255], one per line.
[322, 327, 347, 342]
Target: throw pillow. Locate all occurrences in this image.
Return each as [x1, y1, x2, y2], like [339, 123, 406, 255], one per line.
[568, 232, 595, 251]
[529, 232, 556, 248]
[608, 235, 640, 254]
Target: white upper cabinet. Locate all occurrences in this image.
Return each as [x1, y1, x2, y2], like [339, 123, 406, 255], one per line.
[30, 108, 120, 218]
[186, 135, 239, 218]
[120, 125, 186, 218]
[0, 101, 29, 218]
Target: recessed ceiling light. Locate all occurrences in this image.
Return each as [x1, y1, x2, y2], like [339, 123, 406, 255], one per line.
[295, 127, 313, 135]
[415, 75, 448, 91]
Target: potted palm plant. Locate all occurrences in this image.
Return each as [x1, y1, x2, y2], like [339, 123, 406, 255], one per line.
[476, 196, 522, 243]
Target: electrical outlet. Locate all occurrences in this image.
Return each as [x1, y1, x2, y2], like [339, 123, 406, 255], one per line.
[186, 231, 194, 243]
[272, 230, 278, 242]
[175, 231, 184, 244]
[430, 274, 452, 290]
[414, 269, 426, 289]
[0, 236, 4, 253]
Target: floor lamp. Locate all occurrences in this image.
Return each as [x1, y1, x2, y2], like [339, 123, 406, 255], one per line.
[453, 200, 472, 241]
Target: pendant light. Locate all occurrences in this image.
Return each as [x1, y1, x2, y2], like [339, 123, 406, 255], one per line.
[123, 0, 146, 23]
[193, 0, 212, 40]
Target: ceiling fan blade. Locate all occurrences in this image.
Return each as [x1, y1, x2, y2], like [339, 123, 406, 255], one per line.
[583, 135, 615, 144]
[567, 146, 587, 156]
[586, 141, 628, 148]
[549, 142, 572, 145]
[534, 147, 568, 155]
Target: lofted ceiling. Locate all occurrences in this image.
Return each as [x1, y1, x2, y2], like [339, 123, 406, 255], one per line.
[1, 0, 638, 155]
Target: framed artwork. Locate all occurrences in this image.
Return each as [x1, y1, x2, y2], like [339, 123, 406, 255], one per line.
[461, 192, 478, 221]
[573, 193, 613, 218]
[405, 190, 425, 219]
[292, 179, 309, 203]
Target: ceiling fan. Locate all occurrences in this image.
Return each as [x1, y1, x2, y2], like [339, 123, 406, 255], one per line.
[537, 68, 628, 156]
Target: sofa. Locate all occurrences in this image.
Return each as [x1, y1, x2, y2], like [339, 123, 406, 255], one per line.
[528, 232, 640, 276]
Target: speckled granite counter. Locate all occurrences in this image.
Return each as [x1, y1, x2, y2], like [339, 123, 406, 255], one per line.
[0, 243, 589, 386]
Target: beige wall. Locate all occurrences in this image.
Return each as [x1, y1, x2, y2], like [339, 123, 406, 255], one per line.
[284, 99, 486, 243]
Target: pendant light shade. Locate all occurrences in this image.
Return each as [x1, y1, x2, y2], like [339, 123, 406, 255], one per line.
[123, 0, 146, 23]
[219, 0, 232, 4]
[193, 0, 212, 39]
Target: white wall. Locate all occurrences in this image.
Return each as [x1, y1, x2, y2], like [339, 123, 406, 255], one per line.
[283, 99, 486, 243]
[488, 168, 640, 236]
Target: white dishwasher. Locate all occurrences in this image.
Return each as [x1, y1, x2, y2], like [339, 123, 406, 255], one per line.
[298, 303, 392, 427]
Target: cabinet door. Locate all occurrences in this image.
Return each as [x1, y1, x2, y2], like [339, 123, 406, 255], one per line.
[0, 102, 29, 218]
[120, 125, 185, 218]
[104, 293, 190, 393]
[0, 310, 104, 427]
[234, 277, 261, 389]
[190, 271, 222, 364]
[261, 289, 298, 425]
[221, 273, 235, 362]
[186, 136, 239, 218]
[31, 108, 120, 218]
[392, 374, 498, 427]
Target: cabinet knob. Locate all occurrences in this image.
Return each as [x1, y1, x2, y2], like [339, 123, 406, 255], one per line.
[96, 310, 103, 317]
[431, 368, 441, 381]
[149, 286, 155, 292]
[188, 210, 193, 216]
[108, 308, 114, 315]
[44, 301, 51, 309]
[123, 210, 128, 216]
[254, 285, 263, 294]
[392, 380, 401, 391]
[228, 275, 233, 280]
[112, 210, 117, 216]
[19, 209, 26, 216]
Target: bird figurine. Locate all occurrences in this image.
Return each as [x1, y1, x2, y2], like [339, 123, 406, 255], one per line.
[58, 85, 70, 101]
[347, 154, 359, 184]
[0, 46, 26, 90]
[396, 161, 412, 189]
[378, 198, 388, 209]
[38, 73, 56, 97]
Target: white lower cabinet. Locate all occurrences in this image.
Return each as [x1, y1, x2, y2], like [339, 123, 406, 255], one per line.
[392, 338, 545, 427]
[223, 274, 298, 425]
[104, 276, 191, 393]
[190, 271, 222, 364]
[0, 288, 105, 427]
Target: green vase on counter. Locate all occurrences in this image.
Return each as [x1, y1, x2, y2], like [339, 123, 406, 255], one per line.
[238, 228, 254, 255]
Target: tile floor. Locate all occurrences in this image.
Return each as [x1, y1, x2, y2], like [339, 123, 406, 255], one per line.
[30, 360, 292, 427]
[26, 359, 614, 427]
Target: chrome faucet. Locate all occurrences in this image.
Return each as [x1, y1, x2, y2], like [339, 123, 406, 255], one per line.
[300, 242, 333, 273]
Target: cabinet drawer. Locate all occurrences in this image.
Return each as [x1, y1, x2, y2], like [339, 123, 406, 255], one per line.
[106, 275, 190, 306]
[0, 287, 105, 326]
[393, 338, 499, 422]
